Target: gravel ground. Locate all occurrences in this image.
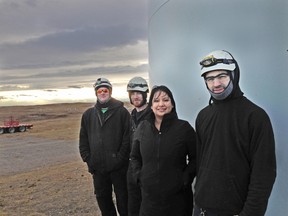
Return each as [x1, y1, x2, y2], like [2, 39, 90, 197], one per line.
[0, 132, 102, 216]
[0, 136, 80, 176]
[0, 103, 128, 216]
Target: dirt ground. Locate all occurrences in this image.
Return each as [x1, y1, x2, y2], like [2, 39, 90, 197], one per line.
[0, 102, 132, 216]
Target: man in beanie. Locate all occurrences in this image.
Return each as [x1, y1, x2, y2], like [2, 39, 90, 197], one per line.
[126, 77, 151, 216]
[194, 50, 276, 216]
[79, 77, 130, 216]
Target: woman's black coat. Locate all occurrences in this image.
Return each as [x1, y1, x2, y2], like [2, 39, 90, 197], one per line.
[130, 112, 196, 216]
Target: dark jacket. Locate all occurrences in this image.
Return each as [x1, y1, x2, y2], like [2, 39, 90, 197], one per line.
[195, 64, 276, 216]
[130, 112, 196, 216]
[79, 98, 130, 173]
[129, 106, 152, 150]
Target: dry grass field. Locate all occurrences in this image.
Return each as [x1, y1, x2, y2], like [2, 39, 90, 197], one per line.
[0, 102, 132, 216]
[0, 103, 94, 140]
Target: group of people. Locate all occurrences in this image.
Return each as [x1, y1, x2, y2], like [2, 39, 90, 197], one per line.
[79, 50, 276, 216]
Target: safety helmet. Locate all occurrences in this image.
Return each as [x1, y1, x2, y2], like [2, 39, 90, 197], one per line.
[93, 77, 112, 90]
[199, 50, 236, 76]
[127, 77, 149, 93]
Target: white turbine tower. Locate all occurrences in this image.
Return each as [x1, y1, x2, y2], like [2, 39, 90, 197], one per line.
[148, 0, 288, 215]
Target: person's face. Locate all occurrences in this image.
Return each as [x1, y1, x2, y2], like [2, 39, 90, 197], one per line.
[204, 70, 230, 93]
[151, 91, 173, 118]
[130, 91, 144, 108]
[96, 87, 110, 102]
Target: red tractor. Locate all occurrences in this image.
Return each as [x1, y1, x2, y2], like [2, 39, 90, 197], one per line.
[0, 116, 33, 134]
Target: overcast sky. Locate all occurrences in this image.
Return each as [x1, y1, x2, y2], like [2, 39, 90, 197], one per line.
[0, 0, 148, 103]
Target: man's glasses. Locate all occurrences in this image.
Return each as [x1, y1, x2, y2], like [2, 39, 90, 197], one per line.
[97, 88, 109, 94]
[200, 56, 235, 68]
[204, 73, 230, 84]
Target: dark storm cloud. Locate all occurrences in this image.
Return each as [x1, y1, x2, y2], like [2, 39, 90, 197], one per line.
[0, 0, 38, 8]
[0, 0, 147, 37]
[67, 85, 83, 89]
[1, 64, 148, 80]
[0, 0, 148, 92]
[0, 0, 148, 67]
[0, 25, 147, 69]
[0, 64, 148, 91]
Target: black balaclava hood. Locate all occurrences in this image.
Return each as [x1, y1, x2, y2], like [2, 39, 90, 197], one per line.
[208, 56, 243, 105]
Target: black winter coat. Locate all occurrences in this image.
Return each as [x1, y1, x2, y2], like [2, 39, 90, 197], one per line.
[130, 112, 196, 216]
[195, 96, 276, 216]
[195, 63, 276, 216]
[130, 106, 152, 150]
[79, 98, 130, 173]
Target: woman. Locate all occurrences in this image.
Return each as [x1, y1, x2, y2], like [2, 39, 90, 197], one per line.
[130, 85, 196, 216]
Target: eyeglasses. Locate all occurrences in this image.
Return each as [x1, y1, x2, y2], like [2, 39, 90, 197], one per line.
[200, 56, 235, 68]
[96, 88, 109, 94]
[204, 73, 230, 84]
[127, 83, 148, 88]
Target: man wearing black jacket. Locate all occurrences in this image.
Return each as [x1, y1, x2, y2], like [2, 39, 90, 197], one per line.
[79, 77, 130, 216]
[194, 50, 276, 216]
[126, 77, 151, 216]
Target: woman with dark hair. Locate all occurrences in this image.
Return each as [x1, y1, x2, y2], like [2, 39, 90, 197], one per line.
[130, 85, 196, 216]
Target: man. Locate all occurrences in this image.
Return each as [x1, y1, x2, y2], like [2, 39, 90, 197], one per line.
[79, 77, 130, 216]
[126, 77, 151, 216]
[194, 50, 276, 216]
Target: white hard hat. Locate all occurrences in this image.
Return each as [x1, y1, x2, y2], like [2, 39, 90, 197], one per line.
[200, 50, 236, 76]
[127, 77, 149, 93]
[93, 78, 112, 90]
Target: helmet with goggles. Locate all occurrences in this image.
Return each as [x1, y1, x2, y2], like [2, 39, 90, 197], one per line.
[93, 77, 112, 90]
[200, 50, 236, 76]
[127, 77, 149, 93]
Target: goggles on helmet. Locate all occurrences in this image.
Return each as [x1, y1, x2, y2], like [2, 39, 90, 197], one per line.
[200, 55, 235, 68]
[127, 83, 148, 89]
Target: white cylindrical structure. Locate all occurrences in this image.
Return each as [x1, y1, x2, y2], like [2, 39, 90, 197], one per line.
[148, 0, 288, 215]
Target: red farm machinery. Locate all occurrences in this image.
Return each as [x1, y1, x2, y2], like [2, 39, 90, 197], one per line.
[0, 116, 33, 134]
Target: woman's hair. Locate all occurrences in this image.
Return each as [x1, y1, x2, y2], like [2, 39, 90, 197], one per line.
[148, 85, 176, 113]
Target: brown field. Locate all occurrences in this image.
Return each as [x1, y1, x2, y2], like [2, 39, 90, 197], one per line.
[0, 102, 132, 216]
